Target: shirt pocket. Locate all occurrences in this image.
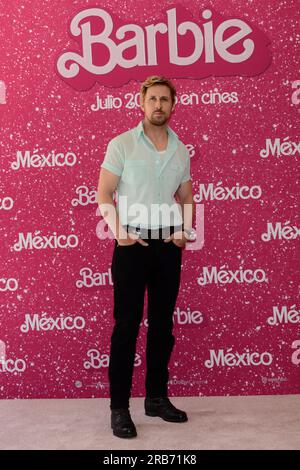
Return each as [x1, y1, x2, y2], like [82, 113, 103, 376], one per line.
[122, 160, 151, 185]
[165, 163, 185, 191]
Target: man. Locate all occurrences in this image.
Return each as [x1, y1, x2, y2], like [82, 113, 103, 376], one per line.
[97, 75, 195, 438]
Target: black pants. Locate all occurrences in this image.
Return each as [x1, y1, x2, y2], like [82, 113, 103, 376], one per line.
[109, 226, 182, 409]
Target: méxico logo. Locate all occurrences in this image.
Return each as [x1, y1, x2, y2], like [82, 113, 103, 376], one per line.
[56, 4, 272, 90]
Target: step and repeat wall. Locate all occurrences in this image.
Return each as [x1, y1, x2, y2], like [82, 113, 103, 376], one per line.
[0, 0, 299, 398]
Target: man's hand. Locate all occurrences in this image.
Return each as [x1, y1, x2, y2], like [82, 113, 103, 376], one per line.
[163, 231, 187, 248]
[117, 232, 149, 246]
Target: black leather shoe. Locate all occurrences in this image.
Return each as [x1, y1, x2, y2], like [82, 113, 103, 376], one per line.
[111, 408, 137, 438]
[145, 397, 188, 423]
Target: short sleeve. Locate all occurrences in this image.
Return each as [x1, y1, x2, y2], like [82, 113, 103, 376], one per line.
[101, 140, 124, 177]
[180, 149, 191, 184]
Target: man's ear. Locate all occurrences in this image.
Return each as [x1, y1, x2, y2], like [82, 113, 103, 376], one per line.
[140, 96, 144, 112]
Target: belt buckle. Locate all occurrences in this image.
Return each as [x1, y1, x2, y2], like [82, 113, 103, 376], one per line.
[132, 226, 141, 238]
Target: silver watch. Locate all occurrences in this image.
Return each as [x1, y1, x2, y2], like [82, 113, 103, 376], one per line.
[183, 228, 197, 241]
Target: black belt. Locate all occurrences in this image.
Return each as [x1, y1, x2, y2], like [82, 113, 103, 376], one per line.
[125, 224, 183, 240]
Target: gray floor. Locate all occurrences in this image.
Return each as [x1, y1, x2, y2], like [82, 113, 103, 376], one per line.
[0, 395, 299, 450]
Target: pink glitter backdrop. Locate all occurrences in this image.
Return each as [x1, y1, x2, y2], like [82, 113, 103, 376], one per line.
[0, 0, 299, 399]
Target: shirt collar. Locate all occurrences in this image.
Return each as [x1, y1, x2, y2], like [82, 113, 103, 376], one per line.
[135, 119, 179, 175]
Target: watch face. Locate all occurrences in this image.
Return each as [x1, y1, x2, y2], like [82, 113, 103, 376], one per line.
[185, 229, 196, 241]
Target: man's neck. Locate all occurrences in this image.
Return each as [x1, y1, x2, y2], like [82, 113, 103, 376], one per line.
[142, 119, 168, 143]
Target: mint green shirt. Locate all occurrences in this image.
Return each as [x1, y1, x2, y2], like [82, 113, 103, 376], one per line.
[101, 120, 191, 229]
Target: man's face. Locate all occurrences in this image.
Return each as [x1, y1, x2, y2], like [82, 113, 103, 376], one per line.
[140, 84, 175, 127]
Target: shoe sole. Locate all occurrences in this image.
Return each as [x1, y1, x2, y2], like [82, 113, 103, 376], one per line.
[145, 411, 188, 423]
[112, 430, 137, 438]
[111, 425, 137, 438]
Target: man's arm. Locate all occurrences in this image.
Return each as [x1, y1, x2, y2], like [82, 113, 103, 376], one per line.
[97, 168, 128, 241]
[175, 180, 194, 231]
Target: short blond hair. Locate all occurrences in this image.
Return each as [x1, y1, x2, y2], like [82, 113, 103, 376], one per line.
[140, 76, 176, 104]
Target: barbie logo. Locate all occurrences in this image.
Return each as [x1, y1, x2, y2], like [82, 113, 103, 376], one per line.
[56, 5, 271, 89]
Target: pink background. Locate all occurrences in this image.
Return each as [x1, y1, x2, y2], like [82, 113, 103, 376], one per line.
[0, 0, 299, 399]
